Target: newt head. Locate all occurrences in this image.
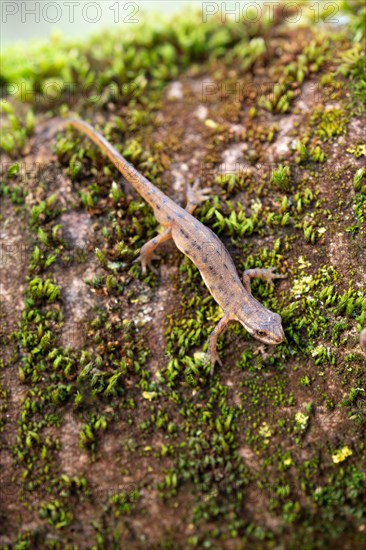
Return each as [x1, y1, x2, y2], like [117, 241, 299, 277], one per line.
[236, 306, 285, 345]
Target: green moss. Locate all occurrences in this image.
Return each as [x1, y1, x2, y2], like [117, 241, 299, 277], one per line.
[0, 102, 35, 157]
[310, 108, 349, 141]
[270, 164, 291, 191]
[337, 43, 366, 113]
[310, 145, 328, 163]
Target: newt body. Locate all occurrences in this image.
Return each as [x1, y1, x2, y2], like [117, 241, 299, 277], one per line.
[63, 119, 286, 373]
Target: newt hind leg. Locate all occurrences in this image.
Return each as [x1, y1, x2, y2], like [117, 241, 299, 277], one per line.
[135, 180, 212, 273]
[186, 178, 212, 215]
[242, 268, 287, 294]
[135, 228, 172, 274]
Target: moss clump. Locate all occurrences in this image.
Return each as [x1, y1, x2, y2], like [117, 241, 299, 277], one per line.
[310, 107, 350, 141]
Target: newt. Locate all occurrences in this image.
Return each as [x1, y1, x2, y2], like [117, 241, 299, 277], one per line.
[61, 119, 287, 374]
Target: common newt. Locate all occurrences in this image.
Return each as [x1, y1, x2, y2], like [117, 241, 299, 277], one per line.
[62, 119, 287, 374]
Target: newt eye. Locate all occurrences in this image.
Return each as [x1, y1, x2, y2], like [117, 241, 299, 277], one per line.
[256, 330, 266, 337]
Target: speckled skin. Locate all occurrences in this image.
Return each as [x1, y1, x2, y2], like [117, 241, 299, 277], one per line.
[64, 119, 287, 373]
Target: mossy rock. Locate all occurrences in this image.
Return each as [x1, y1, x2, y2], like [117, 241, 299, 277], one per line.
[0, 2, 365, 549]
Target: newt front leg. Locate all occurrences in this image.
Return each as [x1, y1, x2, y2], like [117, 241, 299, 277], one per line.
[207, 313, 236, 375]
[135, 180, 211, 274]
